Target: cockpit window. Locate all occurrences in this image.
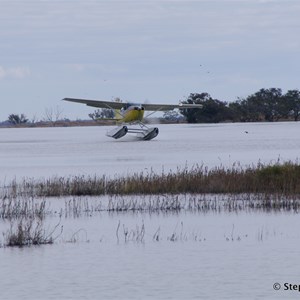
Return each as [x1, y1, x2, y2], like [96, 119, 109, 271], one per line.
[121, 103, 144, 111]
[121, 103, 131, 110]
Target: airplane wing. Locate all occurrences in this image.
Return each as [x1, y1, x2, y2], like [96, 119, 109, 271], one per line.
[63, 98, 202, 111]
[63, 98, 124, 109]
[142, 103, 203, 111]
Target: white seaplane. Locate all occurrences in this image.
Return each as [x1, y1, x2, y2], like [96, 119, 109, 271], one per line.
[63, 97, 202, 140]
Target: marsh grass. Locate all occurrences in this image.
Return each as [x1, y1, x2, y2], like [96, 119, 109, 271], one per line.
[59, 193, 300, 218]
[2, 162, 300, 198]
[0, 197, 47, 220]
[1, 162, 300, 218]
[4, 162, 300, 247]
[117, 221, 207, 244]
[0, 197, 63, 247]
[116, 220, 145, 243]
[3, 217, 63, 247]
[66, 228, 90, 243]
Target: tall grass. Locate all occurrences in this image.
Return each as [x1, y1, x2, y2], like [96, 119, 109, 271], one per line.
[3, 162, 300, 247]
[2, 162, 300, 198]
[0, 197, 61, 247]
[2, 214, 63, 247]
[61, 194, 300, 216]
[4, 218, 53, 247]
[0, 197, 47, 220]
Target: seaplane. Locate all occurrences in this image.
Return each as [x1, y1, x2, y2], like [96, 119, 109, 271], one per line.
[63, 97, 202, 140]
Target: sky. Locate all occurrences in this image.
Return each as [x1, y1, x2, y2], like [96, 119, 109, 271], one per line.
[0, 0, 300, 121]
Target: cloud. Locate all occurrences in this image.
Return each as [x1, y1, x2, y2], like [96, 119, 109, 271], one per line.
[0, 66, 31, 80]
[1, 0, 299, 65]
[67, 64, 86, 72]
[0, 0, 299, 121]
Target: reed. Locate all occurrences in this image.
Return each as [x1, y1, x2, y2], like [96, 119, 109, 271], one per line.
[3, 217, 62, 247]
[2, 161, 300, 198]
[116, 220, 145, 243]
[0, 196, 47, 220]
[60, 194, 300, 217]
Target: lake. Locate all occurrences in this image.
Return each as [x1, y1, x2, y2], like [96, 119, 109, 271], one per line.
[1, 122, 300, 299]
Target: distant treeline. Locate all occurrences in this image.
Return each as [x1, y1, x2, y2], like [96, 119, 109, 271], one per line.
[3, 88, 300, 126]
[181, 88, 300, 123]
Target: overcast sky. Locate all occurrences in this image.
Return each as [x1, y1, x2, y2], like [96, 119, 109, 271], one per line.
[0, 0, 300, 121]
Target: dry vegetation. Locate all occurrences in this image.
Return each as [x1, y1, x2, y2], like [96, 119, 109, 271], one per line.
[4, 162, 300, 198]
[4, 218, 54, 247]
[2, 162, 300, 247]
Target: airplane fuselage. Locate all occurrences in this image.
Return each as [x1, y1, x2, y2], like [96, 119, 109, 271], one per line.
[119, 105, 145, 123]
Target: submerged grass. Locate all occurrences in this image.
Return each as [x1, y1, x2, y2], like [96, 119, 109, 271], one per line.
[62, 194, 300, 216]
[0, 197, 47, 220]
[3, 161, 300, 198]
[2, 216, 63, 247]
[4, 218, 53, 247]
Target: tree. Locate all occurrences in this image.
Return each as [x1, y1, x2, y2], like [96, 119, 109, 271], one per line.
[8, 114, 28, 125]
[245, 88, 283, 121]
[163, 110, 184, 122]
[43, 106, 64, 126]
[180, 93, 211, 123]
[88, 108, 114, 120]
[282, 89, 300, 121]
[88, 97, 122, 120]
[200, 99, 232, 123]
[229, 98, 263, 122]
[180, 93, 231, 123]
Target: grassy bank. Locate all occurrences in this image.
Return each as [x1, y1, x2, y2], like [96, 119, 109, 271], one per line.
[3, 162, 300, 198]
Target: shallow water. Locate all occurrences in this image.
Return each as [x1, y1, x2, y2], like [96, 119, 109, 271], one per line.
[1, 207, 300, 300]
[0, 122, 300, 181]
[1, 122, 300, 299]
